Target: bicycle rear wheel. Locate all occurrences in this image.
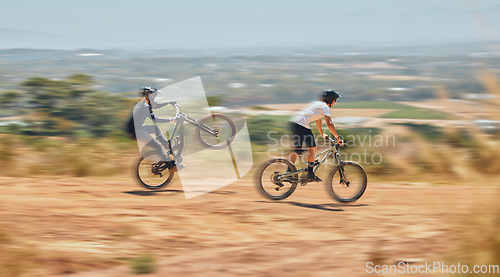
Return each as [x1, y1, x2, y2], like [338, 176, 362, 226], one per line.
[255, 158, 298, 200]
[196, 114, 236, 149]
[135, 152, 175, 190]
[325, 162, 367, 202]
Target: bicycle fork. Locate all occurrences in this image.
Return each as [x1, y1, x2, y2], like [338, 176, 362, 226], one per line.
[338, 166, 350, 187]
[334, 152, 350, 187]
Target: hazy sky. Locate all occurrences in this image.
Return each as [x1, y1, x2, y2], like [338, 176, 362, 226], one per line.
[1, 0, 499, 49]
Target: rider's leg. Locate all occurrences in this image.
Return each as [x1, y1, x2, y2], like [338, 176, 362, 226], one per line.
[307, 146, 317, 163]
[143, 125, 169, 146]
[305, 146, 317, 173]
[305, 135, 321, 181]
[144, 139, 170, 162]
[289, 123, 302, 164]
[142, 125, 156, 134]
[137, 128, 170, 162]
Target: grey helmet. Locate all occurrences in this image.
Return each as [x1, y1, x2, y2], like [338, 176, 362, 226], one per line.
[140, 87, 157, 96]
[321, 89, 342, 104]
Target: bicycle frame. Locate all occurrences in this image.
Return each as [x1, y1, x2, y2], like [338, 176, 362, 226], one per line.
[256, 138, 367, 201]
[167, 104, 218, 141]
[150, 104, 219, 158]
[279, 142, 344, 178]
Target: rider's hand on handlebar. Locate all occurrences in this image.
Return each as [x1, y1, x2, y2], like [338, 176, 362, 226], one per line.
[337, 138, 344, 146]
[325, 134, 344, 146]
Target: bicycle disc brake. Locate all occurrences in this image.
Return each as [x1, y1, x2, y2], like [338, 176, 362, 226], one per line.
[336, 167, 351, 188]
[339, 174, 351, 187]
[340, 180, 350, 188]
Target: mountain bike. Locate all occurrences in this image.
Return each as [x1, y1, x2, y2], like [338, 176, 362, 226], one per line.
[135, 103, 236, 190]
[255, 136, 367, 202]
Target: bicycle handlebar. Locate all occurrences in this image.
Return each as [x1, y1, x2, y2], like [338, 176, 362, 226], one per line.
[168, 102, 181, 118]
[325, 135, 343, 147]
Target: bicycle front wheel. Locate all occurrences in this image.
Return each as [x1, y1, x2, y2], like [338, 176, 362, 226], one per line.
[196, 114, 236, 149]
[325, 162, 367, 202]
[135, 152, 175, 190]
[255, 158, 298, 200]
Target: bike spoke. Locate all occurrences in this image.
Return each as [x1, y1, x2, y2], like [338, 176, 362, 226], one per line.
[326, 162, 367, 202]
[197, 114, 235, 149]
[136, 153, 174, 190]
[256, 159, 298, 200]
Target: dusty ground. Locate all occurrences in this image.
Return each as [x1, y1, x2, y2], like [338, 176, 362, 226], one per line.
[0, 175, 491, 277]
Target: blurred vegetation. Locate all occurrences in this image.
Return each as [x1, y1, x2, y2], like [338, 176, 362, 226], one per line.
[130, 253, 156, 274]
[0, 135, 136, 177]
[206, 94, 223, 106]
[246, 115, 289, 145]
[250, 106, 272, 110]
[0, 72, 499, 182]
[379, 106, 454, 120]
[0, 74, 135, 138]
[335, 101, 410, 109]
[392, 123, 444, 141]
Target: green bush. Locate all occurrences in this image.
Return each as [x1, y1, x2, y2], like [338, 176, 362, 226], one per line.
[250, 106, 271, 110]
[393, 123, 443, 141]
[335, 101, 411, 109]
[380, 107, 453, 120]
[130, 254, 156, 274]
[246, 115, 288, 145]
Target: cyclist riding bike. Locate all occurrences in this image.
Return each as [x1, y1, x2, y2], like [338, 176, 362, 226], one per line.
[289, 89, 344, 182]
[127, 87, 178, 166]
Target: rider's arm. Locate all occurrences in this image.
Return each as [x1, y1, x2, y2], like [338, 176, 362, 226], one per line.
[150, 101, 177, 123]
[152, 101, 177, 109]
[146, 103, 175, 123]
[154, 116, 175, 123]
[316, 119, 324, 137]
[324, 115, 343, 143]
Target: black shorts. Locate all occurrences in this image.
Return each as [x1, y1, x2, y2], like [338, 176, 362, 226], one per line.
[290, 122, 316, 149]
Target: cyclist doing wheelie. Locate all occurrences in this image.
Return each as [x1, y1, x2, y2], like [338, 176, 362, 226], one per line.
[289, 89, 344, 182]
[127, 87, 178, 167]
[132, 85, 238, 190]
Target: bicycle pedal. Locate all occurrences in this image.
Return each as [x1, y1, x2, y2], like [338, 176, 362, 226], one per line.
[169, 163, 185, 173]
[307, 176, 322, 182]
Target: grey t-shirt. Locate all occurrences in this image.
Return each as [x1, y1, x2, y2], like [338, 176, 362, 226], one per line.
[291, 101, 331, 129]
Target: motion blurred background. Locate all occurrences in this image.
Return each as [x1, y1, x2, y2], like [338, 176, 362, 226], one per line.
[0, 0, 499, 276]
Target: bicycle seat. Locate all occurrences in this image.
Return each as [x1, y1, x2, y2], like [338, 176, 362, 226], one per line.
[292, 148, 308, 155]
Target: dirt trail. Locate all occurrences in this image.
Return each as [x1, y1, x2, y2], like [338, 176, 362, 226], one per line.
[0, 176, 489, 276]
